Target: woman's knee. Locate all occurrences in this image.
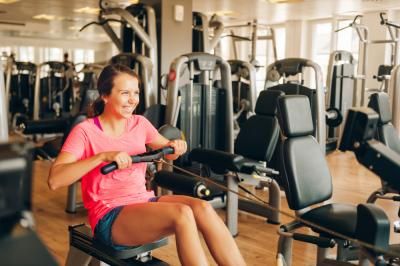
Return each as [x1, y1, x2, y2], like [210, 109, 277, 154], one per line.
[172, 203, 196, 227]
[191, 199, 214, 217]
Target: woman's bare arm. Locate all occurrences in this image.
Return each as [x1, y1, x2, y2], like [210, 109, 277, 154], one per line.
[48, 150, 131, 190]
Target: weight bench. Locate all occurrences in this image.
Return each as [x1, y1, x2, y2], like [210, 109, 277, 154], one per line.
[66, 224, 168, 266]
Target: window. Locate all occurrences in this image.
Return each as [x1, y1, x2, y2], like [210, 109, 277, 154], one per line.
[17, 46, 35, 62]
[311, 22, 332, 87]
[255, 27, 286, 94]
[336, 19, 359, 62]
[73, 49, 95, 63]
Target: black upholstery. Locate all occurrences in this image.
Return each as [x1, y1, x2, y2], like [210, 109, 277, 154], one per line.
[355, 204, 389, 252]
[368, 92, 400, 154]
[235, 90, 283, 162]
[300, 204, 357, 237]
[269, 83, 316, 130]
[277, 95, 357, 234]
[276, 95, 314, 137]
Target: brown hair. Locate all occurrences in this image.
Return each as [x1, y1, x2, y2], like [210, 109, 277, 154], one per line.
[89, 64, 139, 117]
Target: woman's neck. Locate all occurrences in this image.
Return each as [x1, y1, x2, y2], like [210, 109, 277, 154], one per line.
[98, 113, 127, 137]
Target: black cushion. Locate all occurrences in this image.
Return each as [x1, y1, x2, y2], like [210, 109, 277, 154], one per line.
[277, 95, 314, 137]
[300, 203, 357, 238]
[368, 92, 400, 154]
[368, 92, 392, 124]
[355, 204, 389, 252]
[235, 117, 280, 162]
[281, 136, 332, 210]
[255, 90, 285, 116]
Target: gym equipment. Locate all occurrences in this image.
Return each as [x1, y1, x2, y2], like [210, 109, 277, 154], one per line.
[335, 13, 400, 106]
[366, 92, 400, 204]
[5, 61, 36, 125]
[33, 61, 74, 120]
[387, 64, 400, 134]
[192, 12, 224, 53]
[154, 172, 211, 198]
[0, 142, 57, 265]
[275, 95, 391, 266]
[373, 64, 393, 92]
[227, 60, 257, 132]
[265, 58, 326, 151]
[81, 0, 158, 99]
[339, 107, 400, 263]
[163, 61, 282, 235]
[325, 51, 358, 150]
[66, 148, 174, 266]
[0, 62, 8, 142]
[222, 20, 277, 69]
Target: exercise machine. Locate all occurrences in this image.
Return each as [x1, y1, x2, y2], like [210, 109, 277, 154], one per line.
[276, 95, 391, 266]
[162, 53, 281, 236]
[0, 142, 57, 265]
[335, 13, 400, 106]
[81, 0, 158, 99]
[325, 51, 358, 150]
[66, 148, 174, 266]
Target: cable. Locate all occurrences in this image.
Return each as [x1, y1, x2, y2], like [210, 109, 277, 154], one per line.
[158, 158, 400, 259]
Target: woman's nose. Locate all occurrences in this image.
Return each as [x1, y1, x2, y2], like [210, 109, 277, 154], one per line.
[129, 93, 139, 103]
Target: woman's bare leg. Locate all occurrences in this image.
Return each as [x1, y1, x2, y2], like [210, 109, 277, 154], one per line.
[158, 195, 246, 266]
[111, 202, 208, 266]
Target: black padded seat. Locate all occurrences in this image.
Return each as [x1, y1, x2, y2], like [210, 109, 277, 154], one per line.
[276, 95, 363, 264]
[67, 224, 168, 265]
[300, 203, 358, 238]
[368, 92, 400, 154]
[235, 90, 284, 162]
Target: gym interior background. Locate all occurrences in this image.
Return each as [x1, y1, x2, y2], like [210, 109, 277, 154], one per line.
[1, 0, 400, 265]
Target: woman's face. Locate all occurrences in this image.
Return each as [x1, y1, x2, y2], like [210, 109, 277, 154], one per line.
[102, 73, 140, 119]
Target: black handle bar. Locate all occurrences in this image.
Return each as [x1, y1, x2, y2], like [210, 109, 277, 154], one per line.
[100, 147, 175, 175]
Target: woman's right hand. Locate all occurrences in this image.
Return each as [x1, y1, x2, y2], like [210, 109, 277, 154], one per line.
[102, 151, 132, 170]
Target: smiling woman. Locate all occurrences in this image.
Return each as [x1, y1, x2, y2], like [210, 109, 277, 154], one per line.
[46, 63, 245, 266]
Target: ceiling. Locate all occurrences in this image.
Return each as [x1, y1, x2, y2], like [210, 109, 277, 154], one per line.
[0, 0, 399, 42]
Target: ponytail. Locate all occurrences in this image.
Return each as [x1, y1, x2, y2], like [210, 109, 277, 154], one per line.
[88, 97, 105, 117]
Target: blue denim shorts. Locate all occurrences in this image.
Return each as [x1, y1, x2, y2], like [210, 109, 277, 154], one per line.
[94, 196, 160, 250]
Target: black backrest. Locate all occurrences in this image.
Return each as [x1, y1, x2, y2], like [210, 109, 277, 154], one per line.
[277, 95, 332, 210]
[368, 92, 400, 154]
[234, 90, 283, 162]
[269, 83, 317, 134]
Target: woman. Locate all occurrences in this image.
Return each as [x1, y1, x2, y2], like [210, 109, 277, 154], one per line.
[48, 64, 246, 266]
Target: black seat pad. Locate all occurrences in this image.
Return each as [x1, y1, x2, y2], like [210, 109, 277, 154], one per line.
[300, 203, 358, 238]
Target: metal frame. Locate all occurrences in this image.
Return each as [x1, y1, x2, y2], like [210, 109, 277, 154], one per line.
[193, 12, 224, 53]
[265, 58, 326, 151]
[0, 62, 8, 142]
[325, 50, 357, 142]
[388, 64, 400, 134]
[337, 14, 400, 106]
[164, 52, 280, 236]
[99, 1, 158, 103]
[223, 20, 277, 68]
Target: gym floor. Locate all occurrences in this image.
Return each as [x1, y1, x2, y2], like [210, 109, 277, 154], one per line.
[32, 151, 400, 265]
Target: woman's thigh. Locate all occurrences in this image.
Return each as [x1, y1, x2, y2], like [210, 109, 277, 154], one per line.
[111, 201, 191, 246]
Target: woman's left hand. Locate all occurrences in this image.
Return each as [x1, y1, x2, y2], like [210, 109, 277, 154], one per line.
[166, 139, 187, 160]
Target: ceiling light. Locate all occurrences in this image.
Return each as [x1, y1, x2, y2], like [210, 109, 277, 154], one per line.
[68, 26, 81, 31]
[33, 14, 55, 20]
[74, 7, 100, 15]
[269, 0, 303, 3]
[207, 10, 237, 18]
[0, 0, 20, 4]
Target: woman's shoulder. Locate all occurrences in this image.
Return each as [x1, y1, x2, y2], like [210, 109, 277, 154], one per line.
[69, 117, 97, 134]
[127, 115, 154, 130]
